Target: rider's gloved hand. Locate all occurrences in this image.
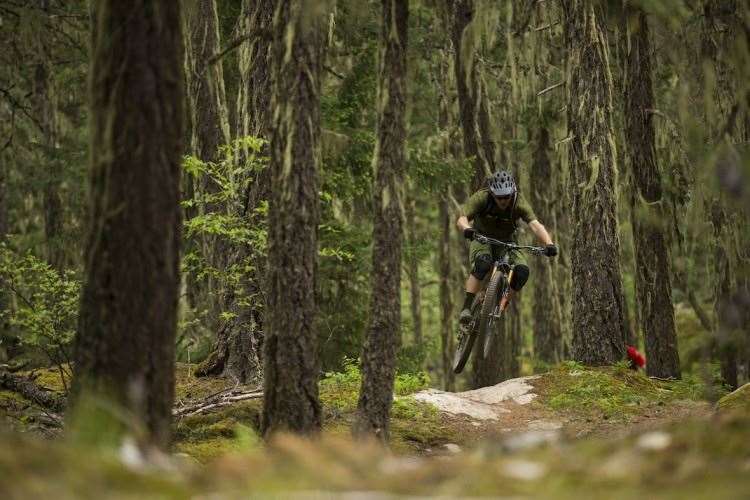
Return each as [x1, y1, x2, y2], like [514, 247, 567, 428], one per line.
[544, 244, 558, 257]
[463, 228, 476, 240]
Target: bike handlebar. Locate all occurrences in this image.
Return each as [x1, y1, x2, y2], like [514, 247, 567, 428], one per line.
[474, 234, 547, 256]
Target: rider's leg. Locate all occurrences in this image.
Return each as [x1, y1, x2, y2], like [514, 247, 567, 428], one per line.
[500, 250, 529, 312]
[460, 241, 492, 326]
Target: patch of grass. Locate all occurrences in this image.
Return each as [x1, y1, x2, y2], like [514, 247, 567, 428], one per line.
[540, 361, 710, 420]
[319, 359, 431, 413]
[318, 360, 454, 451]
[390, 397, 451, 451]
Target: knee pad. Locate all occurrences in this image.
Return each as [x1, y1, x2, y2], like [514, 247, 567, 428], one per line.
[471, 254, 493, 280]
[510, 264, 529, 290]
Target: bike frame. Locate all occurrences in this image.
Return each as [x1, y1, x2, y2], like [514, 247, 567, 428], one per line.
[475, 234, 545, 313]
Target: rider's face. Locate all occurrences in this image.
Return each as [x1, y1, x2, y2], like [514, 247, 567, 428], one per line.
[493, 195, 512, 210]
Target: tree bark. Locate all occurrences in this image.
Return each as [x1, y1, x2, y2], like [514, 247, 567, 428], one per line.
[623, 6, 680, 378]
[405, 197, 423, 345]
[472, 319, 507, 387]
[71, 0, 184, 449]
[561, 0, 627, 365]
[261, 0, 323, 436]
[449, 0, 496, 190]
[32, 2, 65, 272]
[530, 127, 564, 364]
[438, 195, 456, 391]
[183, 0, 231, 330]
[353, 0, 408, 442]
[198, 0, 274, 385]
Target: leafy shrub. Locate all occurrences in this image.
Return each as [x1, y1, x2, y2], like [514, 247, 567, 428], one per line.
[0, 245, 79, 386]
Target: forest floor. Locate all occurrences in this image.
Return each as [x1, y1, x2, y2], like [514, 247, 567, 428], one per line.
[1, 361, 749, 498]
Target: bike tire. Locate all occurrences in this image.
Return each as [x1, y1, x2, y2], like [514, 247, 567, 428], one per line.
[480, 271, 506, 359]
[452, 296, 481, 374]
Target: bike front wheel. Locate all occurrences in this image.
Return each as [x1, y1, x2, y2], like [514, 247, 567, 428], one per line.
[480, 271, 506, 359]
[452, 296, 481, 374]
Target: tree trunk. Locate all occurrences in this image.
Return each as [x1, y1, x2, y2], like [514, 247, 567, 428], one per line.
[472, 319, 507, 387]
[184, 0, 267, 386]
[711, 200, 739, 390]
[405, 197, 423, 345]
[261, 0, 323, 436]
[508, 298, 521, 378]
[198, 0, 274, 384]
[561, 0, 627, 365]
[353, 0, 408, 442]
[623, 6, 680, 378]
[437, 24, 457, 391]
[438, 195, 456, 391]
[449, 0, 496, 189]
[183, 0, 231, 329]
[530, 127, 564, 364]
[71, 0, 184, 449]
[31, 3, 65, 272]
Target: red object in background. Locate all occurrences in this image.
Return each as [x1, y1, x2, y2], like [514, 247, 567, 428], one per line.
[626, 345, 646, 370]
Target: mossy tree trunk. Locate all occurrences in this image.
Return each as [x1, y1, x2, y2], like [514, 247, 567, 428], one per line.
[354, 0, 409, 442]
[449, 0, 496, 190]
[195, 0, 272, 386]
[405, 197, 423, 345]
[71, 0, 184, 449]
[530, 127, 565, 364]
[261, 0, 323, 436]
[183, 0, 231, 332]
[561, 0, 626, 365]
[623, 6, 680, 378]
[437, 22, 457, 391]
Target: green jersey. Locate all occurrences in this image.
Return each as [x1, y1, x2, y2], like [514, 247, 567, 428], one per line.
[461, 189, 537, 241]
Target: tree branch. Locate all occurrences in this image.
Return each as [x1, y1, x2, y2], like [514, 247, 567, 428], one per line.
[205, 28, 271, 68]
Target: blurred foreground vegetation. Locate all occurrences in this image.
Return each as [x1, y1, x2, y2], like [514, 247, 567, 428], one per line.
[1, 361, 748, 499]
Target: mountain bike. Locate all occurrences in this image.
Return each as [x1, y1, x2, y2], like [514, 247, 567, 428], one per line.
[452, 234, 547, 374]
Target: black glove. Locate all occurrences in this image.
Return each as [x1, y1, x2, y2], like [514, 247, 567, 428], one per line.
[545, 244, 558, 257]
[463, 228, 476, 241]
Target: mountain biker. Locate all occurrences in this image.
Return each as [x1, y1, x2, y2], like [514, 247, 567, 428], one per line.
[456, 170, 558, 331]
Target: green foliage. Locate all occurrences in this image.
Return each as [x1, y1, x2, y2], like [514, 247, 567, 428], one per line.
[319, 358, 431, 413]
[0, 245, 79, 379]
[180, 136, 268, 324]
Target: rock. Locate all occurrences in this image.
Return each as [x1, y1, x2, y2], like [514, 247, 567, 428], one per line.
[412, 376, 540, 421]
[527, 420, 563, 431]
[501, 459, 547, 481]
[636, 431, 672, 451]
[443, 443, 461, 454]
[502, 430, 560, 452]
[717, 383, 750, 414]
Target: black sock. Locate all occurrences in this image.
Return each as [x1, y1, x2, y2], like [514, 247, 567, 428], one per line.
[462, 291, 476, 311]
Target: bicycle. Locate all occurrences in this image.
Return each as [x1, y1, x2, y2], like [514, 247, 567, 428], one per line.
[452, 234, 548, 374]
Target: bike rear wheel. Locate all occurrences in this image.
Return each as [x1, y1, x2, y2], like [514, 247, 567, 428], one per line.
[480, 271, 506, 359]
[452, 296, 481, 374]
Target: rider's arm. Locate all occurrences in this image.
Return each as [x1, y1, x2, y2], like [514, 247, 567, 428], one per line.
[456, 215, 472, 232]
[456, 190, 484, 233]
[527, 220, 554, 246]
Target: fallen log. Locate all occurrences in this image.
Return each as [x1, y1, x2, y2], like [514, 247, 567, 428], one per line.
[173, 389, 263, 418]
[0, 369, 66, 413]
